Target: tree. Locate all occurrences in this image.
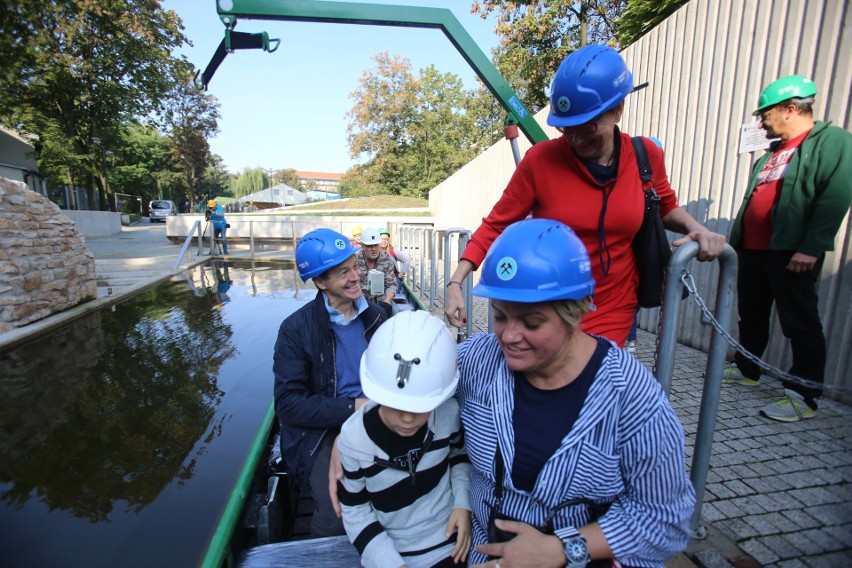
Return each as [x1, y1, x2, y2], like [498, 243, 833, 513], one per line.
[231, 167, 268, 198]
[159, 72, 221, 204]
[472, 1, 625, 111]
[1, 0, 189, 209]
[617, 0, 688, 45]
[274, 168, 301, 189]
[346, 53, 482, 197]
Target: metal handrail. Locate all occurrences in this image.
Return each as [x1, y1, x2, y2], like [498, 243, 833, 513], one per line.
[442, 228, 472, 338]
[173, 220, 203, 270]
[654, 241, 738, 535]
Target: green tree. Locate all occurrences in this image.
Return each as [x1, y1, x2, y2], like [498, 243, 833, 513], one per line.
[109, 122, 174, 209]
[346, 53, 481, 197]
[472, 1, 625, 111]
[616, 0, 688, 45]
[0, 0, 188, 210]
[159, 73, 221, 203]
[275, 168, 301, 188]
[231, 167, 267, 198]
[196, 154, 232, 207]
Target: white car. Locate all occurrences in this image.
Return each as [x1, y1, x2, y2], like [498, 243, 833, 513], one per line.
[148, 200, 177, 223]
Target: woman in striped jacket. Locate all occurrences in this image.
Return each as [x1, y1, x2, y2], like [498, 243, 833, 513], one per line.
[460, 219, 694, 568]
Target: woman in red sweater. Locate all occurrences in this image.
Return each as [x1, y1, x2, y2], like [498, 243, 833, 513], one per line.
[444, 45, 725, 345]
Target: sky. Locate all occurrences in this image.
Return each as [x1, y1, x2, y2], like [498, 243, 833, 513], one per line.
[162, 0, 502, 176]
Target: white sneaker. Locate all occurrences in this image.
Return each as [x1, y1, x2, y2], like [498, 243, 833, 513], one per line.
[760, 389, 816, 422]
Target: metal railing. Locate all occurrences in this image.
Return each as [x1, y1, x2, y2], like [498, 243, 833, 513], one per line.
[173, 220, 204, 270]
[653, 242, 737, 535]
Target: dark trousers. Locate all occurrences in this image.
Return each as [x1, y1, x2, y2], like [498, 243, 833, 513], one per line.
[308, 435, 345, 537]
[734, 249, 825, 404]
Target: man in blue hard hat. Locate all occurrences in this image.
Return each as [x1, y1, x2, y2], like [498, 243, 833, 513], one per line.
[273, 228, 388, 536]
[725, 75, 852, 422]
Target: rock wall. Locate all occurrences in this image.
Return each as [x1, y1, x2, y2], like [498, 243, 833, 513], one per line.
[0, 177, 97, 332]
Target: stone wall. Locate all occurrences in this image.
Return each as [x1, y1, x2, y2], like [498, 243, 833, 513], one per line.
[0, 177, 97, 332]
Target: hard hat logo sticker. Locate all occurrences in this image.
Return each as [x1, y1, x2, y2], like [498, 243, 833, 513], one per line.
[496, 257, 518, 281]
[334, 239, 346, 249]
[557, 96, 571, 113]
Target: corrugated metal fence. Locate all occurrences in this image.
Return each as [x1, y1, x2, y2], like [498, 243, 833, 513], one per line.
[428, 0, 851, 401]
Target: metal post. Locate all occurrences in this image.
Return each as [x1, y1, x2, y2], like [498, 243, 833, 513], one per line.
[429, 229, 442, 310]
[250, 220, 255, 259]
[654, 241, 739, 535]
[442, 228, 472, 337]
[689, 245, 737, 534]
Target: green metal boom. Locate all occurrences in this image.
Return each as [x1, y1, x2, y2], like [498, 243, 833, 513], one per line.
[199, 0, 548, 145]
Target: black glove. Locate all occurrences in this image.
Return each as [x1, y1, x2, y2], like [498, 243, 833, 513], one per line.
[379, 301, 393, 319]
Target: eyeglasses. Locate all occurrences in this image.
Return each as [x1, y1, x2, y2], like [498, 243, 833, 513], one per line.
[562, 120, 600, 137]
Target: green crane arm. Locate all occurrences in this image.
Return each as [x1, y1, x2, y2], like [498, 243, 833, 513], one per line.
[200, 0, 548, 145]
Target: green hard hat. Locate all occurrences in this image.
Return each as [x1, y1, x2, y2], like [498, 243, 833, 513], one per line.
[753, 75, 817, 115]
[377, 228, 390, 236]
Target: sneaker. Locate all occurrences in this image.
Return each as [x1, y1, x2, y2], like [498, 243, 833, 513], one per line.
[722, 364, 759, 386]
[626, 340, 636, 354]
[760, 389, 816, 422]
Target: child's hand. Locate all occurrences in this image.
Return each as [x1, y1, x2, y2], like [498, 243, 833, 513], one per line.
[446, 508, 472, 564]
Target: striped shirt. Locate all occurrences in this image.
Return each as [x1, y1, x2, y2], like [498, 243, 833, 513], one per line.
[457, 333, 695, 567]
[338, 399, 471, 568]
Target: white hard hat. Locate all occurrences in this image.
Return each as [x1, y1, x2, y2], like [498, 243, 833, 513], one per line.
[360, 228, 381, 246]
[360, 311, 458, 413]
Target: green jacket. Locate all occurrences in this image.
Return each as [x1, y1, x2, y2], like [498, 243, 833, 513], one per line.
[730, 121, 852, 256]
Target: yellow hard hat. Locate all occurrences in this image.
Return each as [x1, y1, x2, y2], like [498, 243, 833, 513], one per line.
[351, 225, 363, 237]
[207, 199, 216, 207]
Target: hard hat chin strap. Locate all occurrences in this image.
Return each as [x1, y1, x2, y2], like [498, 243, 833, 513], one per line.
[393, 353, 421, 389]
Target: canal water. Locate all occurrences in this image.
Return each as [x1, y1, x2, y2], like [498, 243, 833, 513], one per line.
[0, 260, 314, 567]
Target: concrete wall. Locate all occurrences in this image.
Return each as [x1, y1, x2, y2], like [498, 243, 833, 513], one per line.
[427, 0, 852, 398]
[166, 215, 436, 242]
[63, 210, 122, 237]
[0, 177, 97, 333]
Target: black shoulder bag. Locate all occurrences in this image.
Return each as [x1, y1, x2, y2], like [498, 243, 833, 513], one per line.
[630, 136, 672, 309]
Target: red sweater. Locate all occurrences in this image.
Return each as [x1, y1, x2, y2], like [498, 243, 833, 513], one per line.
[462, 132, 679, 344]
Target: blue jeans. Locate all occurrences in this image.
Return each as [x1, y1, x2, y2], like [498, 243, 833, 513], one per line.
[213, 225, 228, 254]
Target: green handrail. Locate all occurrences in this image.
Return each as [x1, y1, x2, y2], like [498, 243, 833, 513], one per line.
[202, 0, 548, 145]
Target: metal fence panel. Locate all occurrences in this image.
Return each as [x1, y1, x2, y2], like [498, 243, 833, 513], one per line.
[428, 0, 851, 400]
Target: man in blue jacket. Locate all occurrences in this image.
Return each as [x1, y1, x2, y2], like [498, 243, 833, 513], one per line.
[273, 228, 387, 536]
[725, 75, 852, 422]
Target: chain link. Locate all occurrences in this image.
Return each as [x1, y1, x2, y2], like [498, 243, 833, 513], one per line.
[679, 269, 852, 395]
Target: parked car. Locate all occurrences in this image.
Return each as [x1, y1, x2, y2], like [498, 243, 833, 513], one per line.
[148, 200, 177, 223]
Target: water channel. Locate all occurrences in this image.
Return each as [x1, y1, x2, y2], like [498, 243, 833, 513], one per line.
[0, 260, 310, 567]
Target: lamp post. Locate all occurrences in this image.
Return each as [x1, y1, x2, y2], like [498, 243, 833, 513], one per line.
[261, 167, 276, 206]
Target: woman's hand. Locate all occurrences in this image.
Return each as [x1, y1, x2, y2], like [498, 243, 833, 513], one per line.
[672, 229, 726, 261]
[472, 520, 565, 568]
[446, 508, 472, 564]
[444, 282, 467, 327]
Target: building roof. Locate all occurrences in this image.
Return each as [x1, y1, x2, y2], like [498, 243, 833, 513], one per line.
[294, 170, 343, 180]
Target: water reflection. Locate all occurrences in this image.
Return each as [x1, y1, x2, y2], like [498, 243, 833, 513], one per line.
[0, 279, 235, 521]
[0, 260, 311, 567]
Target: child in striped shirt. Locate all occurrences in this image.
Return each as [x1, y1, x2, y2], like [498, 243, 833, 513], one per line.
[337, 311, 471, 568]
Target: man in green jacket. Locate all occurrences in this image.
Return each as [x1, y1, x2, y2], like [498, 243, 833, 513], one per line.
[725, 75, 852, 421]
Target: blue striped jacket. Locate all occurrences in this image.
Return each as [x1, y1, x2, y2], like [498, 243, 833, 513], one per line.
[458, 333, 695, 567]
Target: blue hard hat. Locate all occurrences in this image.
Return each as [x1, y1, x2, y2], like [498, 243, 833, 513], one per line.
[648, 136, 663, 148]
[473, 219, 595, 302]
[295, 228, 360, 282]
[547, 45, 634, 127]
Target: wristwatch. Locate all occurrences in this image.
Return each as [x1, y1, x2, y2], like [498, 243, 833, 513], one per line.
[561, 530, 590, 568]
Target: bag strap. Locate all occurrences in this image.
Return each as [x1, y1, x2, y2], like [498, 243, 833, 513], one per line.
[631, 136, 653, 185]
[494, 443, 504, 503]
